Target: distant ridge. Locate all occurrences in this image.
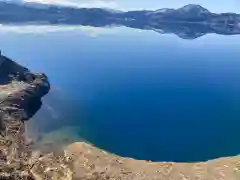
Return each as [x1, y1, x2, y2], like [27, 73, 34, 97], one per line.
[0, 2, 239, 39]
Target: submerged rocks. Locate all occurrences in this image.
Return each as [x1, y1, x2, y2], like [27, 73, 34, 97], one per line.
[0, 54, 239, 180]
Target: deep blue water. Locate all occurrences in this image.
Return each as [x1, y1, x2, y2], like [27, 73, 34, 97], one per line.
[1, 26, 240, 162]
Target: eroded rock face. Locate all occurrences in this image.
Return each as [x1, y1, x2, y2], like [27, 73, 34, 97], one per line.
[0, 55, 50, 179]
[0, 54, 239, 180]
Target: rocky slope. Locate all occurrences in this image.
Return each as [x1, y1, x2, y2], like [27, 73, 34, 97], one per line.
[0, 2, 240, 39]
[0, 54, 50, 179]
[0, 54, 239, 179]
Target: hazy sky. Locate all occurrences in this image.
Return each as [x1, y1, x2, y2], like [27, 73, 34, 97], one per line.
[122, 0, 240, 12]
[19, 0, 240, 12]
[3, 0, 240, 12]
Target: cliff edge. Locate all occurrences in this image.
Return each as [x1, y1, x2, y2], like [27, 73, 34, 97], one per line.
[0, 55, 239, 180]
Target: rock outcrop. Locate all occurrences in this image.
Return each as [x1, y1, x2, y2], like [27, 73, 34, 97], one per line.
[0, 54, 240, 180]
[0, 55, 50, 179]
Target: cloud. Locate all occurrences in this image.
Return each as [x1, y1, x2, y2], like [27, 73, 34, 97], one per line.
[0, 24, 118, 36]
[22, 0, 118, 8]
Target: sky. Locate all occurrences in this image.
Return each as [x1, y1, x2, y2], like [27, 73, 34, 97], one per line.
[6, 0, 240, 13]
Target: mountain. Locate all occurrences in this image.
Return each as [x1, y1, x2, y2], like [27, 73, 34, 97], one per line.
[0, 1, 240, 39]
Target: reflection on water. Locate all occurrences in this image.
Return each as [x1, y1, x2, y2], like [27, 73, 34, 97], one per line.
[1, 2, 240, 39]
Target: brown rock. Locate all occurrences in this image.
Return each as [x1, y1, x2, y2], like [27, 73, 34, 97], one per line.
[28, 142, 240, 180]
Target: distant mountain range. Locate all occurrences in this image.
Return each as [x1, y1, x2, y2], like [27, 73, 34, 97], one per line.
[0, 1, 240, 39]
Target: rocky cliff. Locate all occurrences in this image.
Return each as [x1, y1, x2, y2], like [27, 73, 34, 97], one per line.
[0, 55, 239, 180]
[0, 54, 50, 179]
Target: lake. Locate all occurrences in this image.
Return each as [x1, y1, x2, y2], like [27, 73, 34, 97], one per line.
[1, 25, 240, 162]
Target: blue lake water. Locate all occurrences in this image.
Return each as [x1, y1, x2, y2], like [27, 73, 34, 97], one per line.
[1, 26, 240, 162]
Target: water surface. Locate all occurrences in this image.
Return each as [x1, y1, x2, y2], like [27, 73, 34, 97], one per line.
[1, 26, 240, 162]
